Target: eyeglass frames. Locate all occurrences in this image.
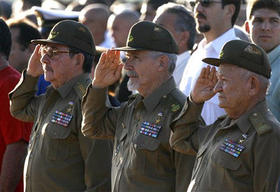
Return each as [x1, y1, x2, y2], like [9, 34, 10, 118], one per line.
[190, 0, 222, 8]
[40, 45, 72, 59]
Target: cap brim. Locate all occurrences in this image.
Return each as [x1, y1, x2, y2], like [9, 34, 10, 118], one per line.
[113, 46, 145, 51]
[31, 39, 67, 46]
[95, 46, 108, 55]
[202, 58, 223, 67]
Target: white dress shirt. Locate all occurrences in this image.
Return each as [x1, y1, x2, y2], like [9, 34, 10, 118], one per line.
[179, 28, 238, 125]
[174, 51, 191, 87]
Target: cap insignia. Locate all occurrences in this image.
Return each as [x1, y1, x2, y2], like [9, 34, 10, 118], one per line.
[171, 104, 180, 112]
[79, 27, 86, 32]
[244, 45, 262, 55]
[128, 35, 134, 43]
[49, 31, 59, 39]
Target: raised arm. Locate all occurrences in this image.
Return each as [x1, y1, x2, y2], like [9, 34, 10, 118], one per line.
[170, 66, 217, 154]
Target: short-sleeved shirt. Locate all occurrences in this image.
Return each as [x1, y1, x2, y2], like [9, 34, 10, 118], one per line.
[0, 66, 32, 192]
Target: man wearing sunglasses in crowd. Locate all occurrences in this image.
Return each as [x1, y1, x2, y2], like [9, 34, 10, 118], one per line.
[9, 20, 112, 191]
[179, 0, 241, 125]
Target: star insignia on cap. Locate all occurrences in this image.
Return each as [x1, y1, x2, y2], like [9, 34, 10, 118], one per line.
[79, 27, 86, 32]
[244, 45, 262, 55]
[49, 31, 59, 39]
[128, 35, 134, 42]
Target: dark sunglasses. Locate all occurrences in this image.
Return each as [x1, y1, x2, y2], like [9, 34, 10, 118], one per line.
[190, 0, 221, 8]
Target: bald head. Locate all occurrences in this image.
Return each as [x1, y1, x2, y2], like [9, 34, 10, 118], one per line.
[109, 10, 139, 47]
[79, 4, 110, 45]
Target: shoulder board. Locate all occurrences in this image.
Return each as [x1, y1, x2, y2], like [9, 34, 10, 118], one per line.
[249, 112, 272, 135]
[74, 77, 91, 99]
[164, 89, 187, 116]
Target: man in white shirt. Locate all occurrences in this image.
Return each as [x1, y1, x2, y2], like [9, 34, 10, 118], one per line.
[179, 0, 241, 125]
[154, 2, 196, 87]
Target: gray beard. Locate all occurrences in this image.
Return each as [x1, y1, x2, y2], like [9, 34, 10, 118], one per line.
[127, 78, 139, 91]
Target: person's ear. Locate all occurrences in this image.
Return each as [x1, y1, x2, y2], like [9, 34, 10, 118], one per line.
[178, 31, 190, 50]
[225, 4, 235, 20]
[248, 75, 260, 96]
[158, 55, 169, 71]
[74, 53, 85, 67]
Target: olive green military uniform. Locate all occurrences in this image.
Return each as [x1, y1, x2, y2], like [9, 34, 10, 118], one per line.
[9, 72, 112, 192]
[82, 77, 195, 192]
[170, 98, 280, 192]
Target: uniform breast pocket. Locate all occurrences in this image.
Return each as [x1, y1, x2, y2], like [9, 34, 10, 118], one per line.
[45, 123, 77, 161]
[210, 149, 242, 188]
[131, 134, 161, 175]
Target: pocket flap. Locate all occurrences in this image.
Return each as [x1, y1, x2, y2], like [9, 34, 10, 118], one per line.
[212, 151, 241, 170]
[45, 123, 72, 139]
[133, 134, 160, 151]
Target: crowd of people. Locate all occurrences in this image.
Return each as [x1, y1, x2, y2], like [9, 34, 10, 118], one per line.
[1, 0, 280, 191]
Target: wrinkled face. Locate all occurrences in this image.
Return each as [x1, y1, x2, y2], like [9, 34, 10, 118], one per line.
[248, 8, 280, 52]
[9, 28, 30, 72]
[124, 50, 160, 92]
[214, 64, 250, 116]
[193, 0, 225, 33]
[110, 16, 131, 47]
[40, 43, 79, 88]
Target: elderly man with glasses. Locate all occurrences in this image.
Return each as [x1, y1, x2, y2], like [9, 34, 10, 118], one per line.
[179, 0, 241, 125]
[9, 20, 112, 192]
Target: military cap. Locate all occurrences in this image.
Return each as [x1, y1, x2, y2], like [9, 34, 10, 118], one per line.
[203, 40, 271, 78]
[114, 21, 178, 54]
[32, 20, 95, 55]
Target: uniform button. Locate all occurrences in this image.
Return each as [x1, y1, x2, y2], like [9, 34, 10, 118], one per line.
[253, 113, 258, 117]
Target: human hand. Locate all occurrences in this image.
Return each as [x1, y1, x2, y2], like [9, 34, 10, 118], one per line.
[26, 44, 43, 77]
[92, 50, 123, 88]
[191, 66, 217, 104]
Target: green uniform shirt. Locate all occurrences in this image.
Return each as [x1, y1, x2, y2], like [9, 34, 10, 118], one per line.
[9, 72, 112, 192]
[82, 77, 195, 192]
[171, 99, 280, 192]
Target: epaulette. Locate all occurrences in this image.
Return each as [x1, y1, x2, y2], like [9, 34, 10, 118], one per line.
[165, 89, 187, 117]
[74, 78, 91, 99]
[249, 112, 272, 135]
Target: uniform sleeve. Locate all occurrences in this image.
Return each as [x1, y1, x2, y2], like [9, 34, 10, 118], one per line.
[253, 129, 280, 192]
[81, 85, 121, 139]
[170, 97, 205, 155]
[77, 96, 113, 192]
[9, 71, 41, 122]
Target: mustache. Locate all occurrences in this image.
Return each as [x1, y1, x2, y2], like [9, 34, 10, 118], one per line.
[126, 70, 138, 77]
[196, 12, 207, 19]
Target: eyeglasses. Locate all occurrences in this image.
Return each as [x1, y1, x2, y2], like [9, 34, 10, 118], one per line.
[40, 45, 71, 59]
[190, 0, 222, 8]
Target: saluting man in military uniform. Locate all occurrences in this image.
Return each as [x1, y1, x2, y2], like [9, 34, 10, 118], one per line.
[170, 40, 280, 192]
[9, 20, 112, 192]
[81, 21, 195, 192]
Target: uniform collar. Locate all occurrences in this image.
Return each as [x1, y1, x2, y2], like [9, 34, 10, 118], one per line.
[56, 73, 89, 98]
[142, 77, 176, 112]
